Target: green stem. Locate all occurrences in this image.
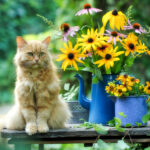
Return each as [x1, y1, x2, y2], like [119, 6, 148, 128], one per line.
[88, 12, 94, 28]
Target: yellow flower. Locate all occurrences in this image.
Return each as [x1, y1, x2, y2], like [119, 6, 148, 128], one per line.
[105, 82, 116, 94]
[144, 82, 150, 94]
[56, 41, 84, 71]
[94, 47, 124, 70]
[95, 43, 113, 55]
[77, 28, 102, 53]
[128, 77, 140, 86]
[147, 50, 150, 55]
[146, 97, 150, 103]
[122, 33, 147, 56]
[139, 85, 144, 90]
[100, 9, 127, 33]
[116, 74, 130, 83]
[122, 81, 132, 91]
[114, 85, 127, 97]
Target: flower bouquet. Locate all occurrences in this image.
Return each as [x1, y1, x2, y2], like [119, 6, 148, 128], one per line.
[57, 4, 150, 82]
[105, 74, 150, 126]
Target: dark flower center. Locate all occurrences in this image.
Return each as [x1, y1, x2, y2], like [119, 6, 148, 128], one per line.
[98, 45, 106, 51]
[60, 23, 70, 33]
[148, 86, 150, 90]
[118, 89, 122, 93]
[123, 83, 127, 87]
[130, 77, 135, 82]
[124, 74, 128, 78]
[111, 31, 118, 37]
[128, 43, 135, 50]
[88, 38, 94, 43]
[112, 10, 118, 16]
[133, 23, 140, 29]
[84, 3, 91, 9]
[110, 86, 114, 91]
[105, 54, 112, 60]
[85, 50, 89, 54]
[68, 53, 74, 60]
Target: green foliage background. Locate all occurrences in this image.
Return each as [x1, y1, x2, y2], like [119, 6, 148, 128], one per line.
[0, 0, 150, 104]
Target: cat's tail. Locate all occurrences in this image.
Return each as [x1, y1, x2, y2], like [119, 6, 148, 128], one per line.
[0, 115, 5, 131]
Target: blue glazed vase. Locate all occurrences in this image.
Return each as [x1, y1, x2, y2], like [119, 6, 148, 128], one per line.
[75, 74, 116, 125]
[114, 96, 147, 126]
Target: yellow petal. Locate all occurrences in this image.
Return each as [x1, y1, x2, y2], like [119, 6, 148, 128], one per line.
[72, 61, 79, 71]
[56, 54, 67, 61]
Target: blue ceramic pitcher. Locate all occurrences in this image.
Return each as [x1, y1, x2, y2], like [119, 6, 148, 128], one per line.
[75, 74, 116, 125]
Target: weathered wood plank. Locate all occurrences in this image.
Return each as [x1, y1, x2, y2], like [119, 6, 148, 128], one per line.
[8, 136, 150, 145]
[1, 125, 150, 139]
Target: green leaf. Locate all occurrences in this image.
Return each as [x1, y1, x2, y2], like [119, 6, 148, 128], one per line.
[125, 123, 132, 127]
[92, 76, 99, 84]
[116, 140, 130, 149]
[107, 119, 115, 126]
[119, 112, 127, 118]
[93, 124, 108, 135]
[64, 83, 70, 91]
[95, 69, 103, 81]
[136, 122, 142, 127]
[116, 127, 125, 132]
[142, 113, 150, 123]
[114, 117, 122, 128]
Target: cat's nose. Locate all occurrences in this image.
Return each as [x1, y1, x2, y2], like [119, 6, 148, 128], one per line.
[35, 60, 39, 63]
[35, 56, 39, 63]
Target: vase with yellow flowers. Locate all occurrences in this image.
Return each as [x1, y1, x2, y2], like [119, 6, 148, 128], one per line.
[56, 4, 150, 124]
[106, 74, 150, 126]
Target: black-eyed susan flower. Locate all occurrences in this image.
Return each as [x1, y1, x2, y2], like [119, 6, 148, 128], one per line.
[144, 82, 150, 94]
[122, 33, 147, 56]
[94, 47, 124, 70]
[116, 74, 130, 82]
[128, 77, 140, 85]
[124, 20, 146, 34]
[105, 82, 116, 94]
[122, 81, 133, 91]
[60, 23, 79, 42]
[100, 9, 127, 33]
[114, 85, 127, 97]
[75, 3, 102, 16]
[104, 30, 126, 45]
[96, 43, 112, 55]
[78, 28, 102, 53]
[56, 41, 84, 71]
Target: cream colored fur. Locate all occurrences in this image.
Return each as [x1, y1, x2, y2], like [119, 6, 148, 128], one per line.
[0, 36, 71, 135]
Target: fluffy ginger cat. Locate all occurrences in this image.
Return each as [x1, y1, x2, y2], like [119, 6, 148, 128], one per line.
[0, 36, 71, 135]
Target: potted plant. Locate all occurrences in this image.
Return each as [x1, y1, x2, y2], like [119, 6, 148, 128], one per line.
[56, 4, 150, 124]
[105, 74, 150, 126]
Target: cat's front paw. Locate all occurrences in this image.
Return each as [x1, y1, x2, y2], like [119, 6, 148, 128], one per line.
[26, 123, 37, 135]
[38, 124, 49, 133]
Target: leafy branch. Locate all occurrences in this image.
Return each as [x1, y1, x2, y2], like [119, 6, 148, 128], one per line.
[126, 5, 134, 23]
[37, 14, 55, 28]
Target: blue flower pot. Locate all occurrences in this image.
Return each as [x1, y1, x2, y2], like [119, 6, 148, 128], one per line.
[75, 74, 116, 125]
[114, 96, 147, 126]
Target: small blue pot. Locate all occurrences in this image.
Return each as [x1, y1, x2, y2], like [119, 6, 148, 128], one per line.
[114, 96, 147, 126]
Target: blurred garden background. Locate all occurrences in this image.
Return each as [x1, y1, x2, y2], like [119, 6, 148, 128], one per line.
[0, 0, 150, 149]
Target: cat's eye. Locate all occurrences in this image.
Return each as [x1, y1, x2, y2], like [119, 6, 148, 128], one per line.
[39, 52, 45, 57]
[27, 52, 33, 56]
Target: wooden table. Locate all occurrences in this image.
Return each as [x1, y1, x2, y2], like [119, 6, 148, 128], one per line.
[1, 125, 150, 150]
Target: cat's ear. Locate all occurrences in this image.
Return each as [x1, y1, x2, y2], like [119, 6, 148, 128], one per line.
[42, 36, 51, 47]
[16, 36, 27, 48]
